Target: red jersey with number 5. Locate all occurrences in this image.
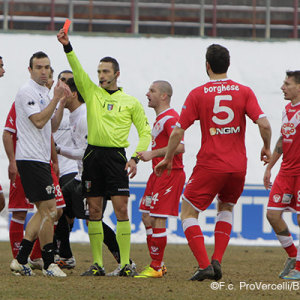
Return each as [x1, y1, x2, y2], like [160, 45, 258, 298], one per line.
[177, 79, 265, 172]
[280, 102, 300, 175]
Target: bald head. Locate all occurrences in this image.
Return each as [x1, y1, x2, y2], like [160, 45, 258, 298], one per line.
[153, 80, 173, 99]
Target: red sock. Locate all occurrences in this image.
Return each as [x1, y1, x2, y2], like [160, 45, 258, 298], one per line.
[145, 226, 152, 254]
[295, 261, 300, 271]
[9, 219, 25, 258]
[150, 228, 167, 271]
[284, 244, 298, 258]
[212, 221, 232, 263]
[184, 224, 210, 269]
[30, 238, 41, 260]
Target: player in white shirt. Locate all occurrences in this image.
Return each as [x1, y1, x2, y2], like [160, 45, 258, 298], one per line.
[52, 71, 78, 268]
[10, 51, 69, 277]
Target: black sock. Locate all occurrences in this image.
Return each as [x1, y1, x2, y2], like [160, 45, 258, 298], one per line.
[102, 221, 120, 263]
[16, 239, 34, 265]
[42, 243, 55, 270]
[56, 214, 72, 258]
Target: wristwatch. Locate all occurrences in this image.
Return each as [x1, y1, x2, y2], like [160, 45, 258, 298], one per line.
[131, 156, 139, 164]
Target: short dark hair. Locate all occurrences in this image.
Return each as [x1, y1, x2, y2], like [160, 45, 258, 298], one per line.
[286, 70, 300, 84]
[29, 51, 48, 69]
[66, 77, 84, 103]
[0, 56, 2, 59]
[100, 56, 119, 73]
[206, 44, 230, 74]
[58, 70, 73, 80]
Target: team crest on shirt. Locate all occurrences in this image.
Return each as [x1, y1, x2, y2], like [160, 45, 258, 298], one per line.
[273, 194, 281, 203]
[107, 104, 114, 111]
[281, 123, 296, 138]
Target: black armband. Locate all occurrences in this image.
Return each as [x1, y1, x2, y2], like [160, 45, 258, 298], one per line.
[63, 42, 73, 53]
[131, 157, 139, 164]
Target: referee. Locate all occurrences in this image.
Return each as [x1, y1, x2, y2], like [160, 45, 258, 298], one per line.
[57, 29, 151, 276]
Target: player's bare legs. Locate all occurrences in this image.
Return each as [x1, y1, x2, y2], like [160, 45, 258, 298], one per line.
[266, 209, 297, 277]
[267, 209, 297, 258]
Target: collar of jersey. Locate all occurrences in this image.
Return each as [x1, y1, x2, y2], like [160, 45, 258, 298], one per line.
[29, 78, 49, 93]
[209, 78, 229, 83]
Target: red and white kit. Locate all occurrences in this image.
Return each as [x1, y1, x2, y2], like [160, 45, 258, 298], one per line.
[268, 102, 300, 212]
[139, 108, 185, 217]
[178, 79, 265, 211]
[4, 102, 33, 211]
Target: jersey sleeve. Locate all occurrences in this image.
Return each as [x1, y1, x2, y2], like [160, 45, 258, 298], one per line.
[4, 102, 16, 133]
[66, 50, 98, 104]
[177, 91, 199, 130]
[245, 88, 265, 122]
[131, 99, 152, 156]
[16, 88, 41, 118]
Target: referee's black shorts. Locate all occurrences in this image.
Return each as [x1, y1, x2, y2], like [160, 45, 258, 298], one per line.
[82, 145, 130, 198]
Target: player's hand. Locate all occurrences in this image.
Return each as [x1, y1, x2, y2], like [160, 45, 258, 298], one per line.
[8, 160, 18, 182]
[57, 28, 69, 46]
[137, 151, 152, 162]
[263, 168, 272, 190]
[53, 79, 66, 101]
[154, 158, 172, 177]
[126, 159, 137, 179]
[261, 147, 271, 165]
[60, 82, 72, 106]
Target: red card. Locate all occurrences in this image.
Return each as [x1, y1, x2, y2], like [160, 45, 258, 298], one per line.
[63, 19, 71, 34]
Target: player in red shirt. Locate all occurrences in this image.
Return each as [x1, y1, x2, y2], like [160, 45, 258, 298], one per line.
[264, 71, 300, 280]
[135, 81, 185, 278]
[155, 44, 271, 281]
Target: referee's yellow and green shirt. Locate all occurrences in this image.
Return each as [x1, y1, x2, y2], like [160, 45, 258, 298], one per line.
[66, 49, 151, 157]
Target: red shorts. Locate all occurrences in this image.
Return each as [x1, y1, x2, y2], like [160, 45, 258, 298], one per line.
[183, 165, 245, 211]
[139, 169, 185, 217]
[267, 173, 299, 212]
[51, 166, 65, 209]
[8, 174, 34, 211]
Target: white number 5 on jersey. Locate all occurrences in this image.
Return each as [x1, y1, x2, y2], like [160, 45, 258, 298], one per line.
[212, 95, 234, 125]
